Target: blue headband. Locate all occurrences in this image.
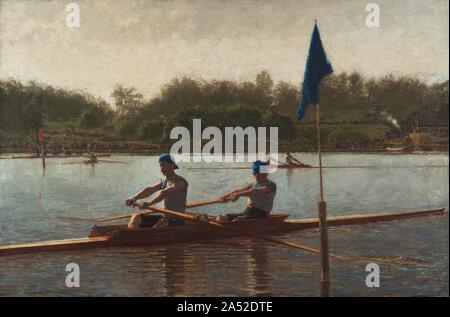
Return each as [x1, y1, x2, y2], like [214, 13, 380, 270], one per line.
[159, 154, 179, 169]
[251, 160, 267, 173]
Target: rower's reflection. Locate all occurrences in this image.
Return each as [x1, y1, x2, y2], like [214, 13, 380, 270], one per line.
[159, 245, 187, 296]
[157, 239, 273, 296]
[286, 168, 294, 186]
[243, 239, 272, 296]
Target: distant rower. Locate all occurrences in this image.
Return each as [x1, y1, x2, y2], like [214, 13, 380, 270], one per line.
[88, 152, 98, 164]
[216, 160, 277, 222]
[126, 154, 188, 229]
[283, 151, 308, 167]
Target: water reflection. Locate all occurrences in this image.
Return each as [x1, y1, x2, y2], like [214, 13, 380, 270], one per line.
[156, 240, 275, 296]
[0, 154, 448, 296]
[243, 240, 272, 296]
[286, 168, 293, 186]
[160, 247, 187, 296]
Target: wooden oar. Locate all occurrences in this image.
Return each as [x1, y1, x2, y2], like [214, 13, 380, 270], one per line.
[185, 199, 223, 208]
[61, 160, 88, 165]
[96, 198, 222, 222]
[145, 205, 343, 258]
[137, 205, 426, 264]
[97, 159, 125, 164]
[61, 159, 125, 165]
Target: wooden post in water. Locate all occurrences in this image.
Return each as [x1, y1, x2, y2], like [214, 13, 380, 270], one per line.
[315, 103, 330, 296]
[38, 128, 45, 170]
[41, 142, 46, 169]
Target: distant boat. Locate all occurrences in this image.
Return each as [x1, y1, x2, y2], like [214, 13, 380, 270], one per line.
[12, 153, 112, 159]
[386, 146, 406, 152]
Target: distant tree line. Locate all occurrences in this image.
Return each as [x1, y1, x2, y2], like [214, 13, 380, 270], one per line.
[0, 79, 112, 138]
[114, 71, 448, 143]
[0, 72, 448, 150]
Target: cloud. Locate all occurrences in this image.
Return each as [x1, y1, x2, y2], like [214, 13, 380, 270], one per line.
[0, 0, 448, 102]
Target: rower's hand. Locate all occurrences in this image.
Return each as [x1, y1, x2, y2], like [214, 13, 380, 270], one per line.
[125, 197, 137, 206]
[219, 195, 231, 203]
[230, 194, 240, 202]
[137, 201, 150, 209]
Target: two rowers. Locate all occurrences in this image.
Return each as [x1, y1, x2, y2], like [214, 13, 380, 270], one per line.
[125, 155, 276, 229]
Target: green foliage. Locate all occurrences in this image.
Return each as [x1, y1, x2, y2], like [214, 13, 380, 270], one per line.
[0, 79, 111, 136]
[111, 84, 143, 116]
[114, 116, 140, 137]
[0, 72, 447, 151]
[78, 107, 108, 128]
[272, 81, 299, 115]
[137, 120, 165, 140]
[326, 130, 371, 149]
[262, 110, 298, 140]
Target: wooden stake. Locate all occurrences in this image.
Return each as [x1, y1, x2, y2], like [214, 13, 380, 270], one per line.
[316, 103, 330, 295]
[41, 141, 46, 169]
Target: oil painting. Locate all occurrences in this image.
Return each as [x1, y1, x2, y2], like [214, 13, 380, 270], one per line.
[0, 0, 448, 298]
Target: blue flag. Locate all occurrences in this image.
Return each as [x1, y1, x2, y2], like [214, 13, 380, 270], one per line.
[297, 22, 333, 121]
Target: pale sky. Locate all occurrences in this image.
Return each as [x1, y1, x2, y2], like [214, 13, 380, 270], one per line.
[0, 0, 448, 102]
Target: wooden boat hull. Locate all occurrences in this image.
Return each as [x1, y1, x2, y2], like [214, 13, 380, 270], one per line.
[0, 208, 445, 256]
[0, 237, 111, 256]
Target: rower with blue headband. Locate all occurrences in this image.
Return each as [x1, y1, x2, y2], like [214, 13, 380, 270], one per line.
[216, 160, 277, 223]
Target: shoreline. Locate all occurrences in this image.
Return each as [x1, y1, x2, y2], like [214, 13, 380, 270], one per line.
[1, 150, 449, 158]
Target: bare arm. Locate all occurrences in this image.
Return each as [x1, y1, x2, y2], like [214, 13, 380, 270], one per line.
[229, 183, 275, 201]
[125, 181, 162, 205]
[140, 180, 187, 208]
[233, 186, 273, 198]
[219, 185, 251, 202]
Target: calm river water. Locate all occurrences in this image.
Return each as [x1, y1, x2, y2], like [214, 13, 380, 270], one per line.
[0, 153, 448, 296]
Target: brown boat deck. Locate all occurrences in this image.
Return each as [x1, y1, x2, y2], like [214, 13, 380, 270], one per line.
[0, 236, 111, 256]
[0, 208, 445, 256]
[286, 208, 446, 229]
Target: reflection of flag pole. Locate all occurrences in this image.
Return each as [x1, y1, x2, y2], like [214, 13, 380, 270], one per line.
[38, 128, 45, 169]
[60, 128, 64, 153]
[315, 103, 330, 293]
[297, 20, 333, 296]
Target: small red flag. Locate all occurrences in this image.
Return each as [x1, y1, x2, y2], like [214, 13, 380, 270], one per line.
[38, 128, 44, 143]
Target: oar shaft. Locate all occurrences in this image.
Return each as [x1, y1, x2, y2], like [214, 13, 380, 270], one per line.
[96, 198, 222, 222]
[185, 199, 222, 208]
[147, 205, 329, 256]
[97, 210, 158, 222]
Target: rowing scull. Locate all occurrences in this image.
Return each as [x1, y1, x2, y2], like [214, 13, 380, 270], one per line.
[0, 208, 445, 256]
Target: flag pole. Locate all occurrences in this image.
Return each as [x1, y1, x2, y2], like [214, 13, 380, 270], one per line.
[316, 103, 324, 202]
[316, 103, 330, 296]
[297, 20, 333, 296]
